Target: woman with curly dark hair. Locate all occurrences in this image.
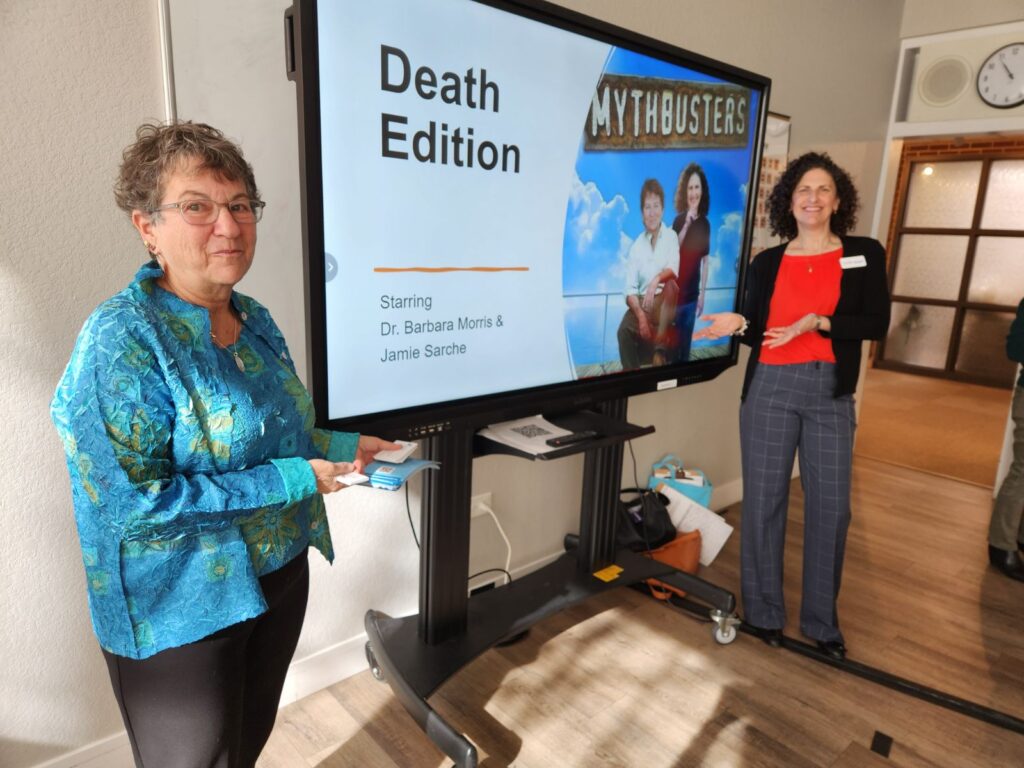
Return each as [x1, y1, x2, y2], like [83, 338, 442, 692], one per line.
[670, 162, 711, 362]
[695, 152, 890, 660]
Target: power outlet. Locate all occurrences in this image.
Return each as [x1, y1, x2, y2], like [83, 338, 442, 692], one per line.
[470, 492, 493, 518]
[468, 491, 507, 596]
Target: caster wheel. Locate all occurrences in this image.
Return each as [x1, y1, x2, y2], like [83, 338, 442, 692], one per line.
[713, 623, 737, 645]
[365, 642, 385, 681]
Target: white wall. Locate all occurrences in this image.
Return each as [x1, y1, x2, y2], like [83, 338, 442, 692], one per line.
[2, 1, 907, 766]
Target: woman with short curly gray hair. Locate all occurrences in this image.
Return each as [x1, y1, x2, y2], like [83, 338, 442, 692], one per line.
[115, 121, 260, 221]
[52, 120, 396, 767]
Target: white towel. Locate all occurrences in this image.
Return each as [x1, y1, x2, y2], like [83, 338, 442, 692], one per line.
[656, 482, 733, 566]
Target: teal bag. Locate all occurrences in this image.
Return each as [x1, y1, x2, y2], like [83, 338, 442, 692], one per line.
[647, 454, 713, 509]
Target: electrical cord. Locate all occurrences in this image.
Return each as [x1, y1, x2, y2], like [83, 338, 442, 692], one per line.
[468, 567, 513, 584]
[405, 482, 420, 549]
[474, 500, 512, 585]
[626, 440, 656, 553]
[628, 439, 640, 489]
[403, 481, 514, 587]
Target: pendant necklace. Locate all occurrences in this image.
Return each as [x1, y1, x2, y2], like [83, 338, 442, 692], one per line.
[211, 313, 246, 372]
[796, 237, 836, 275]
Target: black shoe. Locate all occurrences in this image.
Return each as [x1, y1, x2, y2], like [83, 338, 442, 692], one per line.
[747, 624, 783, 647]
[988, 545, 1024, 582]
[816, 640, 847, 661]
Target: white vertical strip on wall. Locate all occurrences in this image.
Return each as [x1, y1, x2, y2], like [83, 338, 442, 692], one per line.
[158, 0, 177, 121]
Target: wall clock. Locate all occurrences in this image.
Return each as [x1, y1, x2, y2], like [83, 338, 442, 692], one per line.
[976, 42, 1024, 109]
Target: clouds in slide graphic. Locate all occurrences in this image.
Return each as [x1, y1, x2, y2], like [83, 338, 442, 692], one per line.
[563, 174, 631, 294]
[708, 211, 744, 287]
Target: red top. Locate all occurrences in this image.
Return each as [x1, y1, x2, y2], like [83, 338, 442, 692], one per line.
[759, 247, 842, 366]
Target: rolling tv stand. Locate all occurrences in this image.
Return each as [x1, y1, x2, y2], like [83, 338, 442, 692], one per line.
[363, 398, 738, 768]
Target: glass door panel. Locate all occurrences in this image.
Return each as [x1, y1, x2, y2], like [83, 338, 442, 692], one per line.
[884, 302, 955, 369]
[968, 237, 1024, 305]
[980, 160, 1024, 230]
[891, 234, 968, 299]
[903, 161, 982, 229]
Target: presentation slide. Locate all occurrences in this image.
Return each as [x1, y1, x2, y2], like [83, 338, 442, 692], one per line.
[317, 0, 760, 420]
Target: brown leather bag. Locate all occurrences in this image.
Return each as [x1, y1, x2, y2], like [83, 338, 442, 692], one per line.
[645, 530, 701, 600]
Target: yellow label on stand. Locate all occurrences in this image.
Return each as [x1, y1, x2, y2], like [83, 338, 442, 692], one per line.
[593, 564, 623, 582]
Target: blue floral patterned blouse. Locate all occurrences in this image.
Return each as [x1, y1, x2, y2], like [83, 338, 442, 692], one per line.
[51, 261, 358, 660]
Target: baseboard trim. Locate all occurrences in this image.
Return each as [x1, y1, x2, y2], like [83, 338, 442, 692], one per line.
[278, 632, 372, 706]
[30, 732, 134, 768]
[711, 477, 743, 511]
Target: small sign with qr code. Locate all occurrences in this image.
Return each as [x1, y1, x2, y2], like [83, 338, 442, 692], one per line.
[478, 416, 572, 455]
[511, 424, 551, 439]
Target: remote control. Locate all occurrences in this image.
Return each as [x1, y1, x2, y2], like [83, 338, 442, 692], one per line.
[545, 430, 601, 447]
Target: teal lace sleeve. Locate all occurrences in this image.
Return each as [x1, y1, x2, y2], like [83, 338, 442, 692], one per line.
[311, 428, 360, 462]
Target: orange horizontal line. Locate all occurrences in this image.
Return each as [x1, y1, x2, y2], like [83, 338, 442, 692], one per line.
[373, 266, 530, 273]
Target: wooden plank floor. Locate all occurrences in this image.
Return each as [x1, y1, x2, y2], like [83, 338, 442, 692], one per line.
[258, 457, 1024, 767]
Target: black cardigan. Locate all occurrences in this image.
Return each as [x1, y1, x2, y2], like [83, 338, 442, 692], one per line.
[739, 235, 891, 400]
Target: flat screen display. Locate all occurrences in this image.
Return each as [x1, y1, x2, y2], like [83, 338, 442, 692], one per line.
[293, 0, 770, 437]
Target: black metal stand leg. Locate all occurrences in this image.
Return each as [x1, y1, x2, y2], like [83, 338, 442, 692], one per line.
[365, 611, 478, 767]
[577, 398, 626, 572]
[652, 568, 736, 615]
[419, 428, 473, 644]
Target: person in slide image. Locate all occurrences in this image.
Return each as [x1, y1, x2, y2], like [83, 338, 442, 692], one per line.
[50, 121, 398, 768]
[695, 152, 891, 660]
[671, 162, 711, 363]
[987, 296, 1024, 582]
[617, 177, 679, 369]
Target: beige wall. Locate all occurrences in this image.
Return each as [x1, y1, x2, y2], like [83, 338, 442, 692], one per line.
[2, 1, 908, 766]
[901, 0, 1024, 37]
[0, 2, 165, 766]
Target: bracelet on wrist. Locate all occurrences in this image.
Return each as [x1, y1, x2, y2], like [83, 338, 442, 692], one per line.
[733, 316, 749, 336]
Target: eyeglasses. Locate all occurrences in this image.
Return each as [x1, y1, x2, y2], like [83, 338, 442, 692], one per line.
[150, 198, 266, 225]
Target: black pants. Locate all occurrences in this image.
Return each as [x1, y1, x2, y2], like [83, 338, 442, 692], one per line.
[103, 551, 309, 768]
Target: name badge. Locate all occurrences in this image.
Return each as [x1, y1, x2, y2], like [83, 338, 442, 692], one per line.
[840, 255, 867, 269]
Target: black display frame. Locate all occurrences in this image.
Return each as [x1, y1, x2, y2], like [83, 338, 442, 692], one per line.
[287, 0, 771, 439]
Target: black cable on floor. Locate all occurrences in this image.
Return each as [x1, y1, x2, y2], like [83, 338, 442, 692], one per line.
[780, 634, 1024, 736]
[669, 598, 1024, 736]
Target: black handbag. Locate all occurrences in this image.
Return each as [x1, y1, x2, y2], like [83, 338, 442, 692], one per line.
[616, 487, 676, 552]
